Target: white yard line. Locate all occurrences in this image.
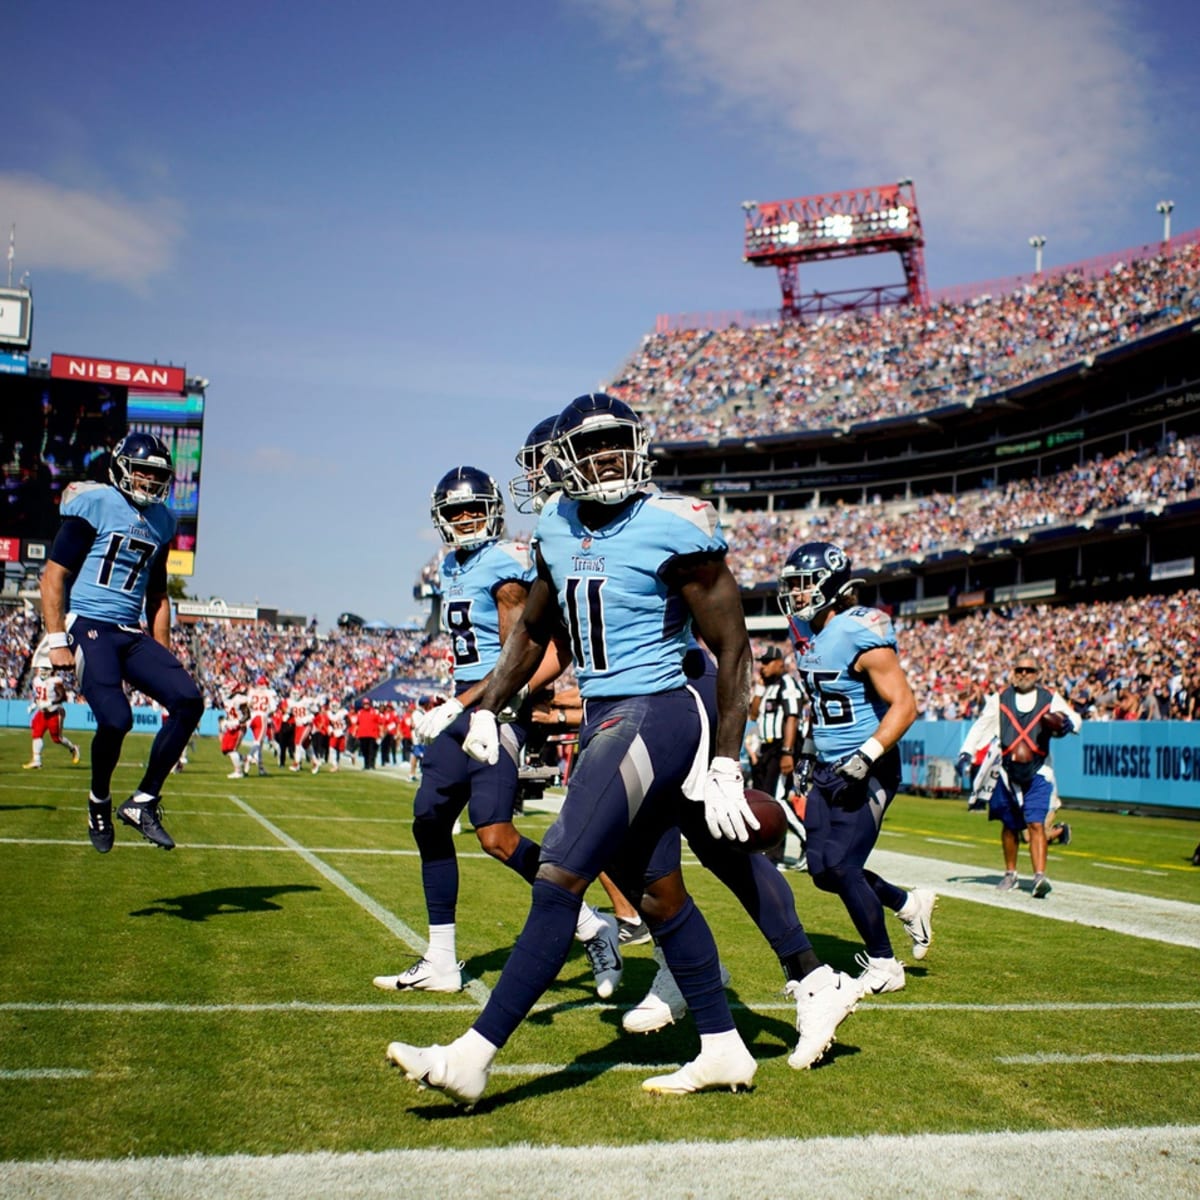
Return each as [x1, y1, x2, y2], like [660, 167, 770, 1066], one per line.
[0, 1068, 91, 1080]
[226, 793, 491, 1006]
[997, 1052, 1200, 1065]
[2, 1125, 1197, 1199]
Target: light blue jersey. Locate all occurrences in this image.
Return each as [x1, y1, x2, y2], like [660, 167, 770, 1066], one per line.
[793, 606, 897, 760]
[439, 539, 535, 684]
[533, 487, 726, 698]
[60, 483, 175, 625]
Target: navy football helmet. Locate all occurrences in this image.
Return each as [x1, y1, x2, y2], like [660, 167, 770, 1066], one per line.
[508, 416, 562, 515]
[551, 392, 651, 505]
[110, 432, 174, 506]
[777, 541, 864, 624]
[431, 466, 504, 549]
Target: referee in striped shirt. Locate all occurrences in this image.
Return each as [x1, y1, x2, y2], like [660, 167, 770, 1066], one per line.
[749, 645, 804, 804]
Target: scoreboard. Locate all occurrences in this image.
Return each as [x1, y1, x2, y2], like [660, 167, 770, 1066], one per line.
[0, 357, 206, 577]
[126, 390, 205, 574]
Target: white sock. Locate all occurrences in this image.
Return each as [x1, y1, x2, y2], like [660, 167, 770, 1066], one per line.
[452, 1027, 498, 1068]
[62, 739, 79, 756]
[427, 924, 457, 968]
[229, 752, 242, 773]
[31, 737, 44, 763]
[699, 1028, 746, 1055]
[574, 903, 604, 942]
[896, 891, 917, 919]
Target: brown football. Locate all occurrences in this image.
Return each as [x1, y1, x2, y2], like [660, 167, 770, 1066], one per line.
[741, 789, 787, 853]
[1041, 711, 1067, 736]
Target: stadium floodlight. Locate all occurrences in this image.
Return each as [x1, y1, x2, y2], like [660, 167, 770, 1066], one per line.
[1028, 235, 1047, 275]
[1156, 200, 1175, 244]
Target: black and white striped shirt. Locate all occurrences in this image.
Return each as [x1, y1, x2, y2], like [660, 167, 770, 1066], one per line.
[758, 674, 804, 744]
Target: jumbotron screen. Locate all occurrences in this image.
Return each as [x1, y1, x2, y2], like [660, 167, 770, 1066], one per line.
[0, 373, 204, 574]
[127, 390, 205, 573]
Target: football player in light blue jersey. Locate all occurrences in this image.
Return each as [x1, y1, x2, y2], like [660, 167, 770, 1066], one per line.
[387, 395, 855, 1108]
[372, 465, 622, 999]
[781, 541, 935, 995]
[39, 432, 204, 854]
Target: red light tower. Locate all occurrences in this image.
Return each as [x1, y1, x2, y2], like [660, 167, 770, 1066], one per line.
[742, 179, 928, 321]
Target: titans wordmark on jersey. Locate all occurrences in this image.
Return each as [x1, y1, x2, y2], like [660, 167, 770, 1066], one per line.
[438, 540, 536, 685]
[60, 482, 175, 626]
[793, 606, 897, 761]
[533, 488, 725, 698]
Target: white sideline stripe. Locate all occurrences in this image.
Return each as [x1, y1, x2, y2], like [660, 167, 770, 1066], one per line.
[865, 847, 1200, 949]
[2, 1125, 1197, 1199]
[226, 794, 491, 1006]
[998, 1052, 1200, 1065]
[0, 1068, 92, 1079]
[4, 999, 1197, 1017]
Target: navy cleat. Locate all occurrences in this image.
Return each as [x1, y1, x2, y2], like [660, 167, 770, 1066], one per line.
[118, 794, 175, 850]
[87, 797, 114, 854]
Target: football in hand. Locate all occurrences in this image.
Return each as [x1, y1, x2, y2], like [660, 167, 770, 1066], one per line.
[1041, 711, 1067, 736]
[741, 789, 787, 853]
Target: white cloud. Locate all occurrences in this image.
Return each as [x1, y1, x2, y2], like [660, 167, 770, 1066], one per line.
[576, 0, 1153, 246]
[0, 172, 182, 288]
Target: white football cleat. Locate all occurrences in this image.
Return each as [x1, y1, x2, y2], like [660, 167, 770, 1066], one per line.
[786, 965, 859, 1069]
[386, 1039, 490, 1108]
[581, 912, 623, 999]
[854, 952, 906, 995]
[642, 1036, 756, 1095]
[896, 888, 935, 960]
[373, 958, 464, 993]
[622, 947, 732, 1035]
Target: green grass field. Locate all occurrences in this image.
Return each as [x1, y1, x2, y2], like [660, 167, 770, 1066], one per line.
[1, 728, 1197, 1178]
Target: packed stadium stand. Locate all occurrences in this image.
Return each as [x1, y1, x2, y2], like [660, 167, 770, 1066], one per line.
[3, 230, 1197, 729]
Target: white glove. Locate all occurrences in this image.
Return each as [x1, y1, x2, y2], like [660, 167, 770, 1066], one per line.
[462, 709, 500, 765]
[701, 756, 760, 843]
[413, 698, 463, 742]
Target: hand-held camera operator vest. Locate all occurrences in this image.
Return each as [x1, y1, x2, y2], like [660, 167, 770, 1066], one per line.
[998, 684, 1054, 789]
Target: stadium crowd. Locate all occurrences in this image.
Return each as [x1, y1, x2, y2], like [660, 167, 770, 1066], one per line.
[891, 591, 1199, 723]
[721, 432, 1200, 588]
[608, 241, 1200, 443]
[1, 581, 1196, 729]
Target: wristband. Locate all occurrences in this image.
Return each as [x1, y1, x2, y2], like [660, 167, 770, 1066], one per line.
[46, 632, 69, 649]
[860, 736, 885, 762]
[557, 709, 566, 724]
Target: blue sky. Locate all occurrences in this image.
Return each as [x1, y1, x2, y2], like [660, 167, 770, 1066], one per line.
[5, 1, 1198, 627]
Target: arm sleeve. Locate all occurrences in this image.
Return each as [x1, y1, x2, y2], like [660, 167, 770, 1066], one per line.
[48, 516, 97, 575]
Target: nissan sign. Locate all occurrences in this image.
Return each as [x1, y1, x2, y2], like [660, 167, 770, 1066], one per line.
[50, 354, 186, 394]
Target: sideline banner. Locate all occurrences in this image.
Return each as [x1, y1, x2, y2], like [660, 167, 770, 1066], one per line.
[899, 719, 1199, 812]
[2, 701, 222, 739]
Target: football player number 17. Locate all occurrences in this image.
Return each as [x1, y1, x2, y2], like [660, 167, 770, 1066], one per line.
[97, 533, 157, 592]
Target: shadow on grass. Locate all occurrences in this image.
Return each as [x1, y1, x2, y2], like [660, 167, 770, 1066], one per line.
[130, 884, 320, 922]
[401, 977, 861, 1119]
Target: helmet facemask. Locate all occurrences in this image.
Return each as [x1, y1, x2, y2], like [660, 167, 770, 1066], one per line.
[431, 470, 504, 549]
[553, 416, 650, 504]
[111, 438, 174, 506]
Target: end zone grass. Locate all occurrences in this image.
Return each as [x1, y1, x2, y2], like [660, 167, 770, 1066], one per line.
[1, 729, 1197, 1163]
